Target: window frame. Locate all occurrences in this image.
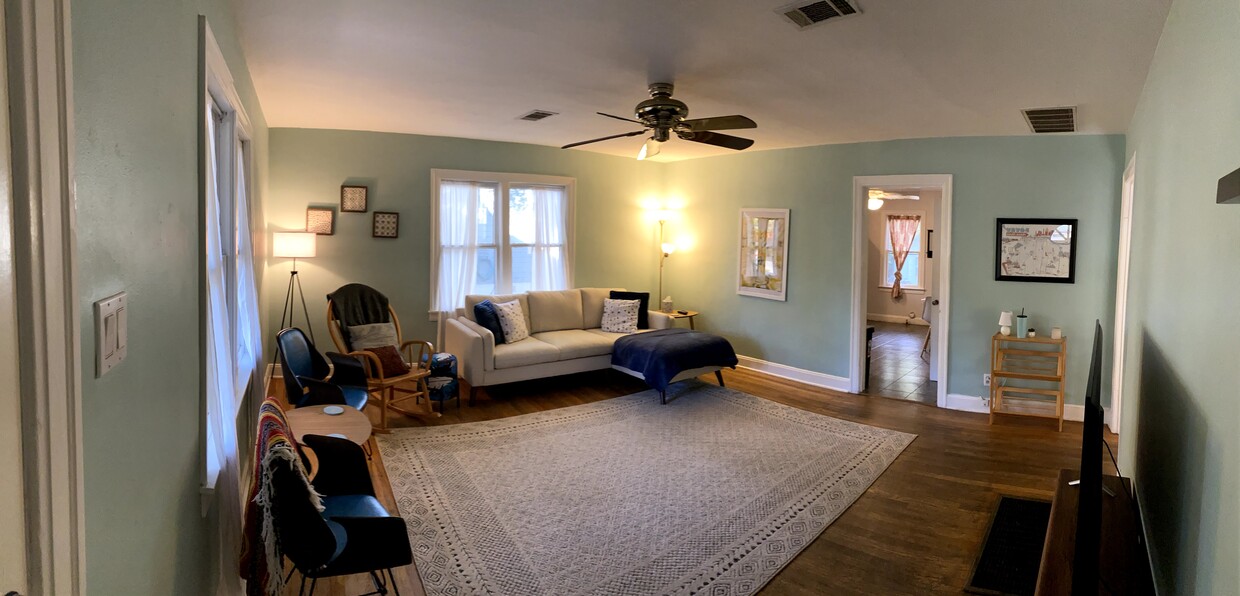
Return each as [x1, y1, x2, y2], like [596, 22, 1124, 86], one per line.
[879, 210, 926, 291]
[430, 169, 576, 314]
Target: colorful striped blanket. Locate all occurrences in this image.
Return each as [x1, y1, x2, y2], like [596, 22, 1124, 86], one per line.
[239, 398, 322, 595]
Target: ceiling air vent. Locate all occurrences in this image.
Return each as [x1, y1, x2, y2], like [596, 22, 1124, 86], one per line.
[1022, 106, 1076, 133]
[518, 109, 558, 122]
[777, 0, 861, 29]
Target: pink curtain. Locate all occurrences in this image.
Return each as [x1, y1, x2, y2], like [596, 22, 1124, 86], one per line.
[888, 215, 922, 299]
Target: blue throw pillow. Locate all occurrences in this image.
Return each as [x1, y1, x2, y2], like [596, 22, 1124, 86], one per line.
[609, 291, 650, 329]
[473, 300, 507, 344]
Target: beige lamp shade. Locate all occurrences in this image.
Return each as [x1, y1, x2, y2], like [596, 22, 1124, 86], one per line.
[661, 242, 676, 255]
[998, 311, 1014, 326]
[273, 232, 317, 258]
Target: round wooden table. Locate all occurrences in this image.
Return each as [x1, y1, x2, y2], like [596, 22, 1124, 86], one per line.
[284, 404, 373, 447]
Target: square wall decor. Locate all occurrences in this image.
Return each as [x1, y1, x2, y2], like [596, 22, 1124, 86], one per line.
[994, 218, 1077, 283]
[341, 185, 368, 212]
[373, 211, 399, 238]
[306, 207, 335, 235]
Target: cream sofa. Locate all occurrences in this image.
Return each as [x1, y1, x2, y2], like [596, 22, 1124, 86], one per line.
[443, 288, 671, 396]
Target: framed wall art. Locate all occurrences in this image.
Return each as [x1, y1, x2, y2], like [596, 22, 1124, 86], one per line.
[306, 207, 335, 235]
[373, 211, 399, 238]
[994, 218, 1077, 283]
[738, 208, 790, 301]
[341, 185, 368, 212]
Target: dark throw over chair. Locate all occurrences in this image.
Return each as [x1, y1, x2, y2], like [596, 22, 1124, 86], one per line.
[277, 327, 370, 411]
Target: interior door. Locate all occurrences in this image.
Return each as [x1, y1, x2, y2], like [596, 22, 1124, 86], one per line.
[0, 3, 30, 592]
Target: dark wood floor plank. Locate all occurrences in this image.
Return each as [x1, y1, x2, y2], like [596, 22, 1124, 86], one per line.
[270, 367, 1114, 596]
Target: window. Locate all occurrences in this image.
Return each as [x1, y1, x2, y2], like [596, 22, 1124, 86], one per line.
[882, 214, 924, 290]
[430, 170, 575, 313]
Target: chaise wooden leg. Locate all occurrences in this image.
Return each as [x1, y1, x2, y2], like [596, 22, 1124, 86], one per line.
[715, 370, 725, 387]
[468, 384, 477, 406]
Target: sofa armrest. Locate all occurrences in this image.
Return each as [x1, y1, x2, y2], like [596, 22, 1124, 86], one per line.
[648, 310, 673, 330]
[445, 317, 493, 385]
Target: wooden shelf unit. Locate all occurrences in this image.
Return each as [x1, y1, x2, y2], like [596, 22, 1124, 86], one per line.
[990, 333, 1066, 431]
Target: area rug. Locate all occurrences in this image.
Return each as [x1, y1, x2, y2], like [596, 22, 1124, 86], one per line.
[377, 381, 915, 595]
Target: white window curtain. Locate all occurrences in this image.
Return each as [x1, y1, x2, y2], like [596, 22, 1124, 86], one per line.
[431, 181, 480, 344]
[233, 144, 263, 405]
[530, 185, 570, 290]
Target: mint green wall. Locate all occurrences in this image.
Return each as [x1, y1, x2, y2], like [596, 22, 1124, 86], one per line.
[265, 129, 663, 350]
[73, 0, 267, 593]
[664, 135, 1125, 404]
[1121, 0, 1240, 591]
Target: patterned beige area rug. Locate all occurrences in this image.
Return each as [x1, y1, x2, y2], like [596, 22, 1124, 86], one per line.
[377, 382, 915, 596]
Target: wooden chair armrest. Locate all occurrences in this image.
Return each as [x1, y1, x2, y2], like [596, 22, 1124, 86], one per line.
[400, 340, 435, 369]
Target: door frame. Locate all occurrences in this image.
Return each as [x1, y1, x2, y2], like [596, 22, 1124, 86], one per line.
[5, 0, 86, 593]
[850, 175, 953, 407]
[1110, 155, 1137, 434]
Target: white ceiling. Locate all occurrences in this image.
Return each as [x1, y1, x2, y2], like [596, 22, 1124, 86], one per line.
[235, 0, 1171, 162]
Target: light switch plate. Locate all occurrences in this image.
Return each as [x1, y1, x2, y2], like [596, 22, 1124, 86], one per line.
[94, 291, 127, 377]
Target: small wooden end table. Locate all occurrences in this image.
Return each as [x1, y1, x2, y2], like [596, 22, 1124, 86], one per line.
[664, 310, 699, 330]
[285, 404, 373, 448]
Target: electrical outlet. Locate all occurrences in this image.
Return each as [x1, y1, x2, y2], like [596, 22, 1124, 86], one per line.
[983, 373, 992, 387]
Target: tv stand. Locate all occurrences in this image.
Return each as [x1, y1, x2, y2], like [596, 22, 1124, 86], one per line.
[1035, 470, 1154, 595]
[1067, 478, 1117, 498]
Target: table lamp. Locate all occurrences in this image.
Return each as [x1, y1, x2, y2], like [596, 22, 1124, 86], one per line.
[998, 311, 1014, 336]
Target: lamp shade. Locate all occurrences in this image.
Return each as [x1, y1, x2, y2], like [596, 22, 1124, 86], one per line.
[998, 311, 1014, 326]
[273, 232, 317, 258]
[661, 242, 676, 255]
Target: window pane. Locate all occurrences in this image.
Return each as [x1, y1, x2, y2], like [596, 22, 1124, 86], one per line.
[477, 185, 497, 243]
[474, 247, 497, 295]
[884, 252, 921, 287]
[885, 252, 898, 286]
[509, 187, 534, 244]
[510, 245, 533, 293]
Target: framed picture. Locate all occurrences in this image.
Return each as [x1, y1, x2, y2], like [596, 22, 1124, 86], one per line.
[738, 208, 790, 301]
[373, 211, 399, 238]
[306, 207, 335, 235]
[341, 185, 368, 212]
[994, 218, 1077, 283]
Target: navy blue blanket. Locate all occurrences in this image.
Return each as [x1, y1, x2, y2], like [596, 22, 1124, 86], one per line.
[612, 328, 739, 392]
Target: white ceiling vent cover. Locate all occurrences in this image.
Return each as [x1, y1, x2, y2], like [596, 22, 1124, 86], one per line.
[518, 109, 558, 122]
[1022, 106, 1076, 133]
[777, 0, 861, 30]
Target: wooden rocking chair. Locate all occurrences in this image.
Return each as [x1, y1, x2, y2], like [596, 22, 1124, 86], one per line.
[327, 284, 437, 431]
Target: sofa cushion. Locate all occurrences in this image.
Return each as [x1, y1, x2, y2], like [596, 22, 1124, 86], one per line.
[472, 300, 506, 344]
[492, 337, 560, 369]
[585, 328, 656, 343]
[580, 288, 621, 329]
[527, 289, 584, 333]
[601, 298, 640, 334]
[465, 293, 531, 329]
[609, 291, 650, 329]
[531, 330, 614, 360]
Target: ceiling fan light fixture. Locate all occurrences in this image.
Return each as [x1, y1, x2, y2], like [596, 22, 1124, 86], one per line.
[637, 138, 662, 161]
[867, 197, 885, 210]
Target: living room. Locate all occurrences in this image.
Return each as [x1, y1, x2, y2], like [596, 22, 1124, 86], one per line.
[3, 0, 1237, 595]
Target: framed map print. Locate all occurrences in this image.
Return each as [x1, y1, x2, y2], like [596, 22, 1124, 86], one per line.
[994, 218, 1077, 283]
[738, 208, 790, 300]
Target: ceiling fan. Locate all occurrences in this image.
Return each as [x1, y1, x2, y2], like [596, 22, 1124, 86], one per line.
[561, 82, 757, 160]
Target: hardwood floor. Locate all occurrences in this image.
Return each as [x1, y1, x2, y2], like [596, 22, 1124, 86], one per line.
[271, 367, 1116, 596]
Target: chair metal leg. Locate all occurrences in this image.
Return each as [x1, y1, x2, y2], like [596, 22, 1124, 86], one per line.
[715, 369, 725, 387]
[298, 574, 307, 596]
[307, 577, 317, 596]
[389, 568, 401, 596]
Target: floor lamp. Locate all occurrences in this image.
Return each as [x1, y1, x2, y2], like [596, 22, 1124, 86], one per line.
[273, 231, 318, 342]
[658, 219, 675, 309]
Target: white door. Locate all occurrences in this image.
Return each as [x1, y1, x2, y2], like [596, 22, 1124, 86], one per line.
[0, 4, 30, 591]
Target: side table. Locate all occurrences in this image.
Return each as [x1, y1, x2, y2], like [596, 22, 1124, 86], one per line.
[664, 310, 699, 330]
[285, 404, 374, 458]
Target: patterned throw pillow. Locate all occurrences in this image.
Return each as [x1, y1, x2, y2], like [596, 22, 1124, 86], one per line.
[609, 290, 650, 329]
[347, 322, 399, 350]
[493, 300, 530, 343]
[601, 298, 640, 334]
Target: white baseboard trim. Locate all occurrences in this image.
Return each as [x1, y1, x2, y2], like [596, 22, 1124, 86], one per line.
[866, 313, 929, 326]
[944, 393, 1113, 426]
[263, 363, 282, 398]
[736, 355, 851, 393]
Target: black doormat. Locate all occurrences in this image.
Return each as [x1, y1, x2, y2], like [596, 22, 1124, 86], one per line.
[965, 496, 1052, 596]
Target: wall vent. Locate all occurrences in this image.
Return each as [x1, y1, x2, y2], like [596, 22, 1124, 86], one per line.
[1022, 106, 1076, 133]
[518, 110, 558, 122]
[777, 0, 861, 29]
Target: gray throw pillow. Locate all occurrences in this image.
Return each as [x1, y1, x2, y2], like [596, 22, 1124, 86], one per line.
[347, 322, 399, 350]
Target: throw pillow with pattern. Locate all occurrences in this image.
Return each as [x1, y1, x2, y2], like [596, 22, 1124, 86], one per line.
[493, 299, 530, 343]
[601, 298, 640, 334]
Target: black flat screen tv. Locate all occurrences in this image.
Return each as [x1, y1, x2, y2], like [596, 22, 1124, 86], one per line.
[1072, 320, 1105, 594]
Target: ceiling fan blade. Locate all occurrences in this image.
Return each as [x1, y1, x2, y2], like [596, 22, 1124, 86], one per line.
[677, 130, 755, 151]
[561, 130, 646, 149]
[680, 115, 757, 131]
[597, 112, 644, 125]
